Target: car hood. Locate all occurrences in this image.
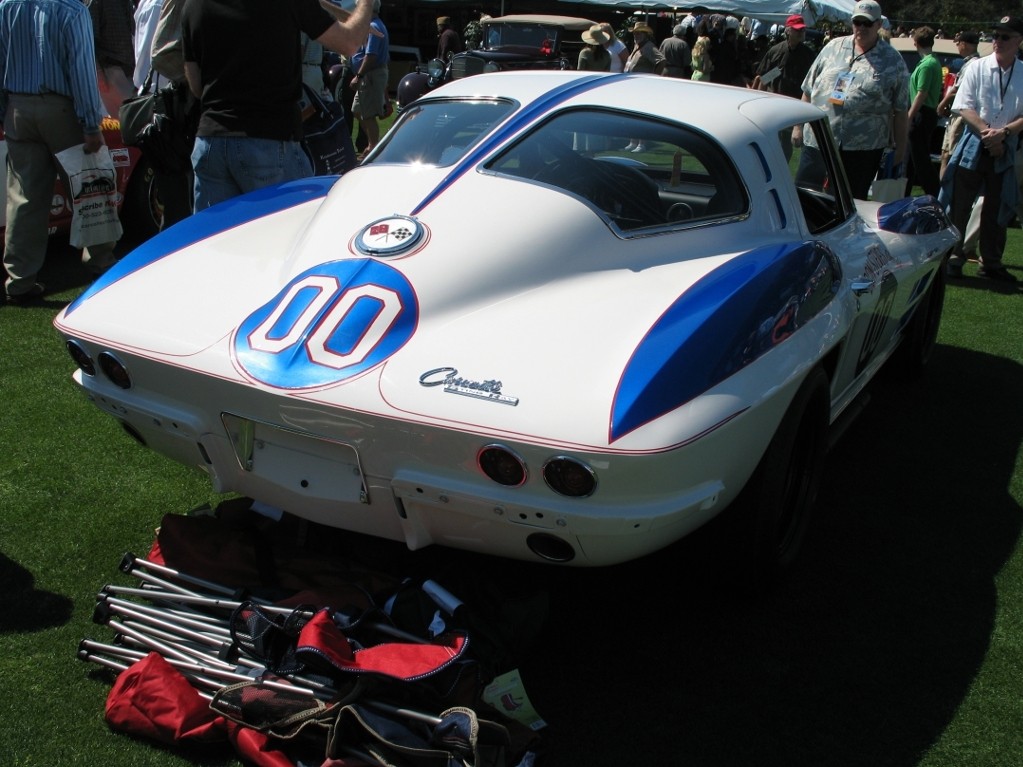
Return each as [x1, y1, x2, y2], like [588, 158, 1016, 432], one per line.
[56, 166, 813, 450]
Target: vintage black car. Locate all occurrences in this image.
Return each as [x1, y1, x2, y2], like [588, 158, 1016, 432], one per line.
[397, 14, 595, 109]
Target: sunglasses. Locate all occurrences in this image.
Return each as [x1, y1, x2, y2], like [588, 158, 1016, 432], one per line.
[852, 19, 876, 27]
[992, 33, 1020, 42]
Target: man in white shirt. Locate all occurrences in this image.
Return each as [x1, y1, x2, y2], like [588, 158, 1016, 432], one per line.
[941, 15, 1023, 282]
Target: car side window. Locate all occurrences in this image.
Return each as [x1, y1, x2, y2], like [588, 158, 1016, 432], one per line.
[784, 118, 855, 234]
[486, 108, 748, 233]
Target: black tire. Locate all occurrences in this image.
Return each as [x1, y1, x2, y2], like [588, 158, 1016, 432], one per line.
[895, 263, 945, 380]
[734, 366, 831, 588]
[121, 158, 163, 242]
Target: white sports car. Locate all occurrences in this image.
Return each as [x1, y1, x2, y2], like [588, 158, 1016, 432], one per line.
[55, 72, 957, 575]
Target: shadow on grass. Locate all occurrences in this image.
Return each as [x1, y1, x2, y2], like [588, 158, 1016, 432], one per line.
[410, 343, 1022, 767]
[35, 230, 150, 302]
[0, 553, 73, 633]
[946, 263, 1023, 294]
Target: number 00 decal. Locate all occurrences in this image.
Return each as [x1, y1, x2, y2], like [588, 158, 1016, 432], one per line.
[233, 259, 418, 389]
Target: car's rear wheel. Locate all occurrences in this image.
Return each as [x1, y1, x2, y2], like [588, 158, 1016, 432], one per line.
[733, 366, 830, 589]
[895, 263, 945, 379]
[121, 158, 163, 241]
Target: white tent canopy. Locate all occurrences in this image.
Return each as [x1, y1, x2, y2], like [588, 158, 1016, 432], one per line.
[560, 1, 858, 26]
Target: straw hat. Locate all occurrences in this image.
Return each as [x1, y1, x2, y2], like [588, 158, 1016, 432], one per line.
[582, 25, 611, 45]
[630, 22, 653, 36]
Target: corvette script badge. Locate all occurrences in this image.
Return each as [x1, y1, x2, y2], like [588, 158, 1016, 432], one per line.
[355, 215, 425, 256]
[419, 367, 519, 406]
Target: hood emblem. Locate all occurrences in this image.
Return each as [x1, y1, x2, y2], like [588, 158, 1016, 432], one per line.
[420, 367, 519, 406]
[355, 215, 424, 256]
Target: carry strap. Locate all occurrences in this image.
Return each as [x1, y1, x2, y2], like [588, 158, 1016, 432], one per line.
[301, 82, 331, 119]
[139, 68, 155, 96]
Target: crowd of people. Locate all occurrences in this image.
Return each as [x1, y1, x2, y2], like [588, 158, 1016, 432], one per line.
[570, 1, 1020, 282]
[1, 0, 383, 305]
[1, 0, 1020, 305]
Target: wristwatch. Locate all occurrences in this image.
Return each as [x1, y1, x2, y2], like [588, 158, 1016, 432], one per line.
[1003, 126, 1012, 138]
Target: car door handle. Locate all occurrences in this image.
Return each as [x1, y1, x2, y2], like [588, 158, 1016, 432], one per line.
[851, 278, 874, 296]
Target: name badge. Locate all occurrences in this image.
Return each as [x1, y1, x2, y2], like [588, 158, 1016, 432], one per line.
[829, 71, 854, 105]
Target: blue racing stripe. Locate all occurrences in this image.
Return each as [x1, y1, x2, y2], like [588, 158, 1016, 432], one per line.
[611, 240, 840, 442]
[65, 177, 338, 315]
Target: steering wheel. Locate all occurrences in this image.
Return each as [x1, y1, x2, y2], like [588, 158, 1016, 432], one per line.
[667, 202, 694, 222]
[591, 161, 665, 227]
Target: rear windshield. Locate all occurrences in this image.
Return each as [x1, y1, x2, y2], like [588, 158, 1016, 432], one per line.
[484, 22, 563, 52]
[372, 99, 517, 166]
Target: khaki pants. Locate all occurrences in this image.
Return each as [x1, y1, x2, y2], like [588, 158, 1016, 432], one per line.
[3, 93, 117, 295]
[960, 148, 1023, 256]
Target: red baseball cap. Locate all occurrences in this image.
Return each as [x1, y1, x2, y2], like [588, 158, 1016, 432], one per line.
[785, 14, 807, 29]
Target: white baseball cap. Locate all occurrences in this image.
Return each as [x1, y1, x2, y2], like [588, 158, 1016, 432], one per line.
[852, 1, 883, 23]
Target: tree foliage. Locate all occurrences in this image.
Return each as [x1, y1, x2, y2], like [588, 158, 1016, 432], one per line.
[877, 0, 1007, 30]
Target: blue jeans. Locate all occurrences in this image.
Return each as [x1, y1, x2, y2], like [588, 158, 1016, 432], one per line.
[191, 136, 312, 210]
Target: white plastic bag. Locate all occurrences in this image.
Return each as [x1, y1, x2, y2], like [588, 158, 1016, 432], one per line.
[55, 144, 123, 248]
[870, 177, 908, 203]
[870, 149, 908, 203]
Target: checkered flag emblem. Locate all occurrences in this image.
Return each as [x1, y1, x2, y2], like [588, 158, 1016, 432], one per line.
[368, 223, 414, 242]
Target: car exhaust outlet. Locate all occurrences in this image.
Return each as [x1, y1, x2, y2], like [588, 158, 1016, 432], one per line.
[526, 533, 575, 563]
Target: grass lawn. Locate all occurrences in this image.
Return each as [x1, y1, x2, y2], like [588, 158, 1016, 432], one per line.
[0, 221, 1020, 766]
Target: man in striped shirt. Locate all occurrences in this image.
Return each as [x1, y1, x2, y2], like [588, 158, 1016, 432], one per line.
[1, 0, 119, 304]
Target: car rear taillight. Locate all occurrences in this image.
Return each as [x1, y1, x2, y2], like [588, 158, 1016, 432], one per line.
[66, 340, 96, 376]
[542, 457, 597, 498]
[477, 444, 527, 487]
[98, 352, 132, 389]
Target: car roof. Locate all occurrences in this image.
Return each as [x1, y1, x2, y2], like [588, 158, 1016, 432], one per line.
[483, 15, 596, 32]
[420, 70, 824, 140]
[889, 36, 993, 58]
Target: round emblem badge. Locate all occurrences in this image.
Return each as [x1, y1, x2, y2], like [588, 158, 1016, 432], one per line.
[355, 215, 424, 256]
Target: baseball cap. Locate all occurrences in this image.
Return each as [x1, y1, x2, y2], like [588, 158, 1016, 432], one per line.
[851, 1, 883, 23]
[785, 14, 807, 30]
[992, 16, 1023, 36]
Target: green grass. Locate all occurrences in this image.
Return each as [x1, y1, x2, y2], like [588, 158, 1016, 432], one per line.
[0, 228, 1021, 766]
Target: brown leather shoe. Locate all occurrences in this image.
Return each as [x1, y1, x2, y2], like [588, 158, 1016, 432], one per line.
[977, 266, 1018, 283]
[5, 282, 45, 306]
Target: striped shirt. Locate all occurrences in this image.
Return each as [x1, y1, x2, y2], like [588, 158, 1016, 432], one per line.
[0, 0, 106, 133]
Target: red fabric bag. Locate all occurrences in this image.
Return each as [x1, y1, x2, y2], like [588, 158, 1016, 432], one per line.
[295, 608, 468, 680]
[105, 653, 306, 767]
[104, 653, 224, 745]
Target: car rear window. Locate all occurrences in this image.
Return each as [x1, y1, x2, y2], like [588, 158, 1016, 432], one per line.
[484, 22, 562, 53]
[372, 99, 517, 166]
[486, 107, 748, 233]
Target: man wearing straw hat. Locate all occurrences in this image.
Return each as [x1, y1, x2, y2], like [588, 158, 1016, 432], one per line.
[625, 21, 665, 75]
[436, 15, 462, 61]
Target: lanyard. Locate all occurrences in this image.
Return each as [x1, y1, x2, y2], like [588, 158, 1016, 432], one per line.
[999, 60, 1016, 107]
[848, 38, 875, 68]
